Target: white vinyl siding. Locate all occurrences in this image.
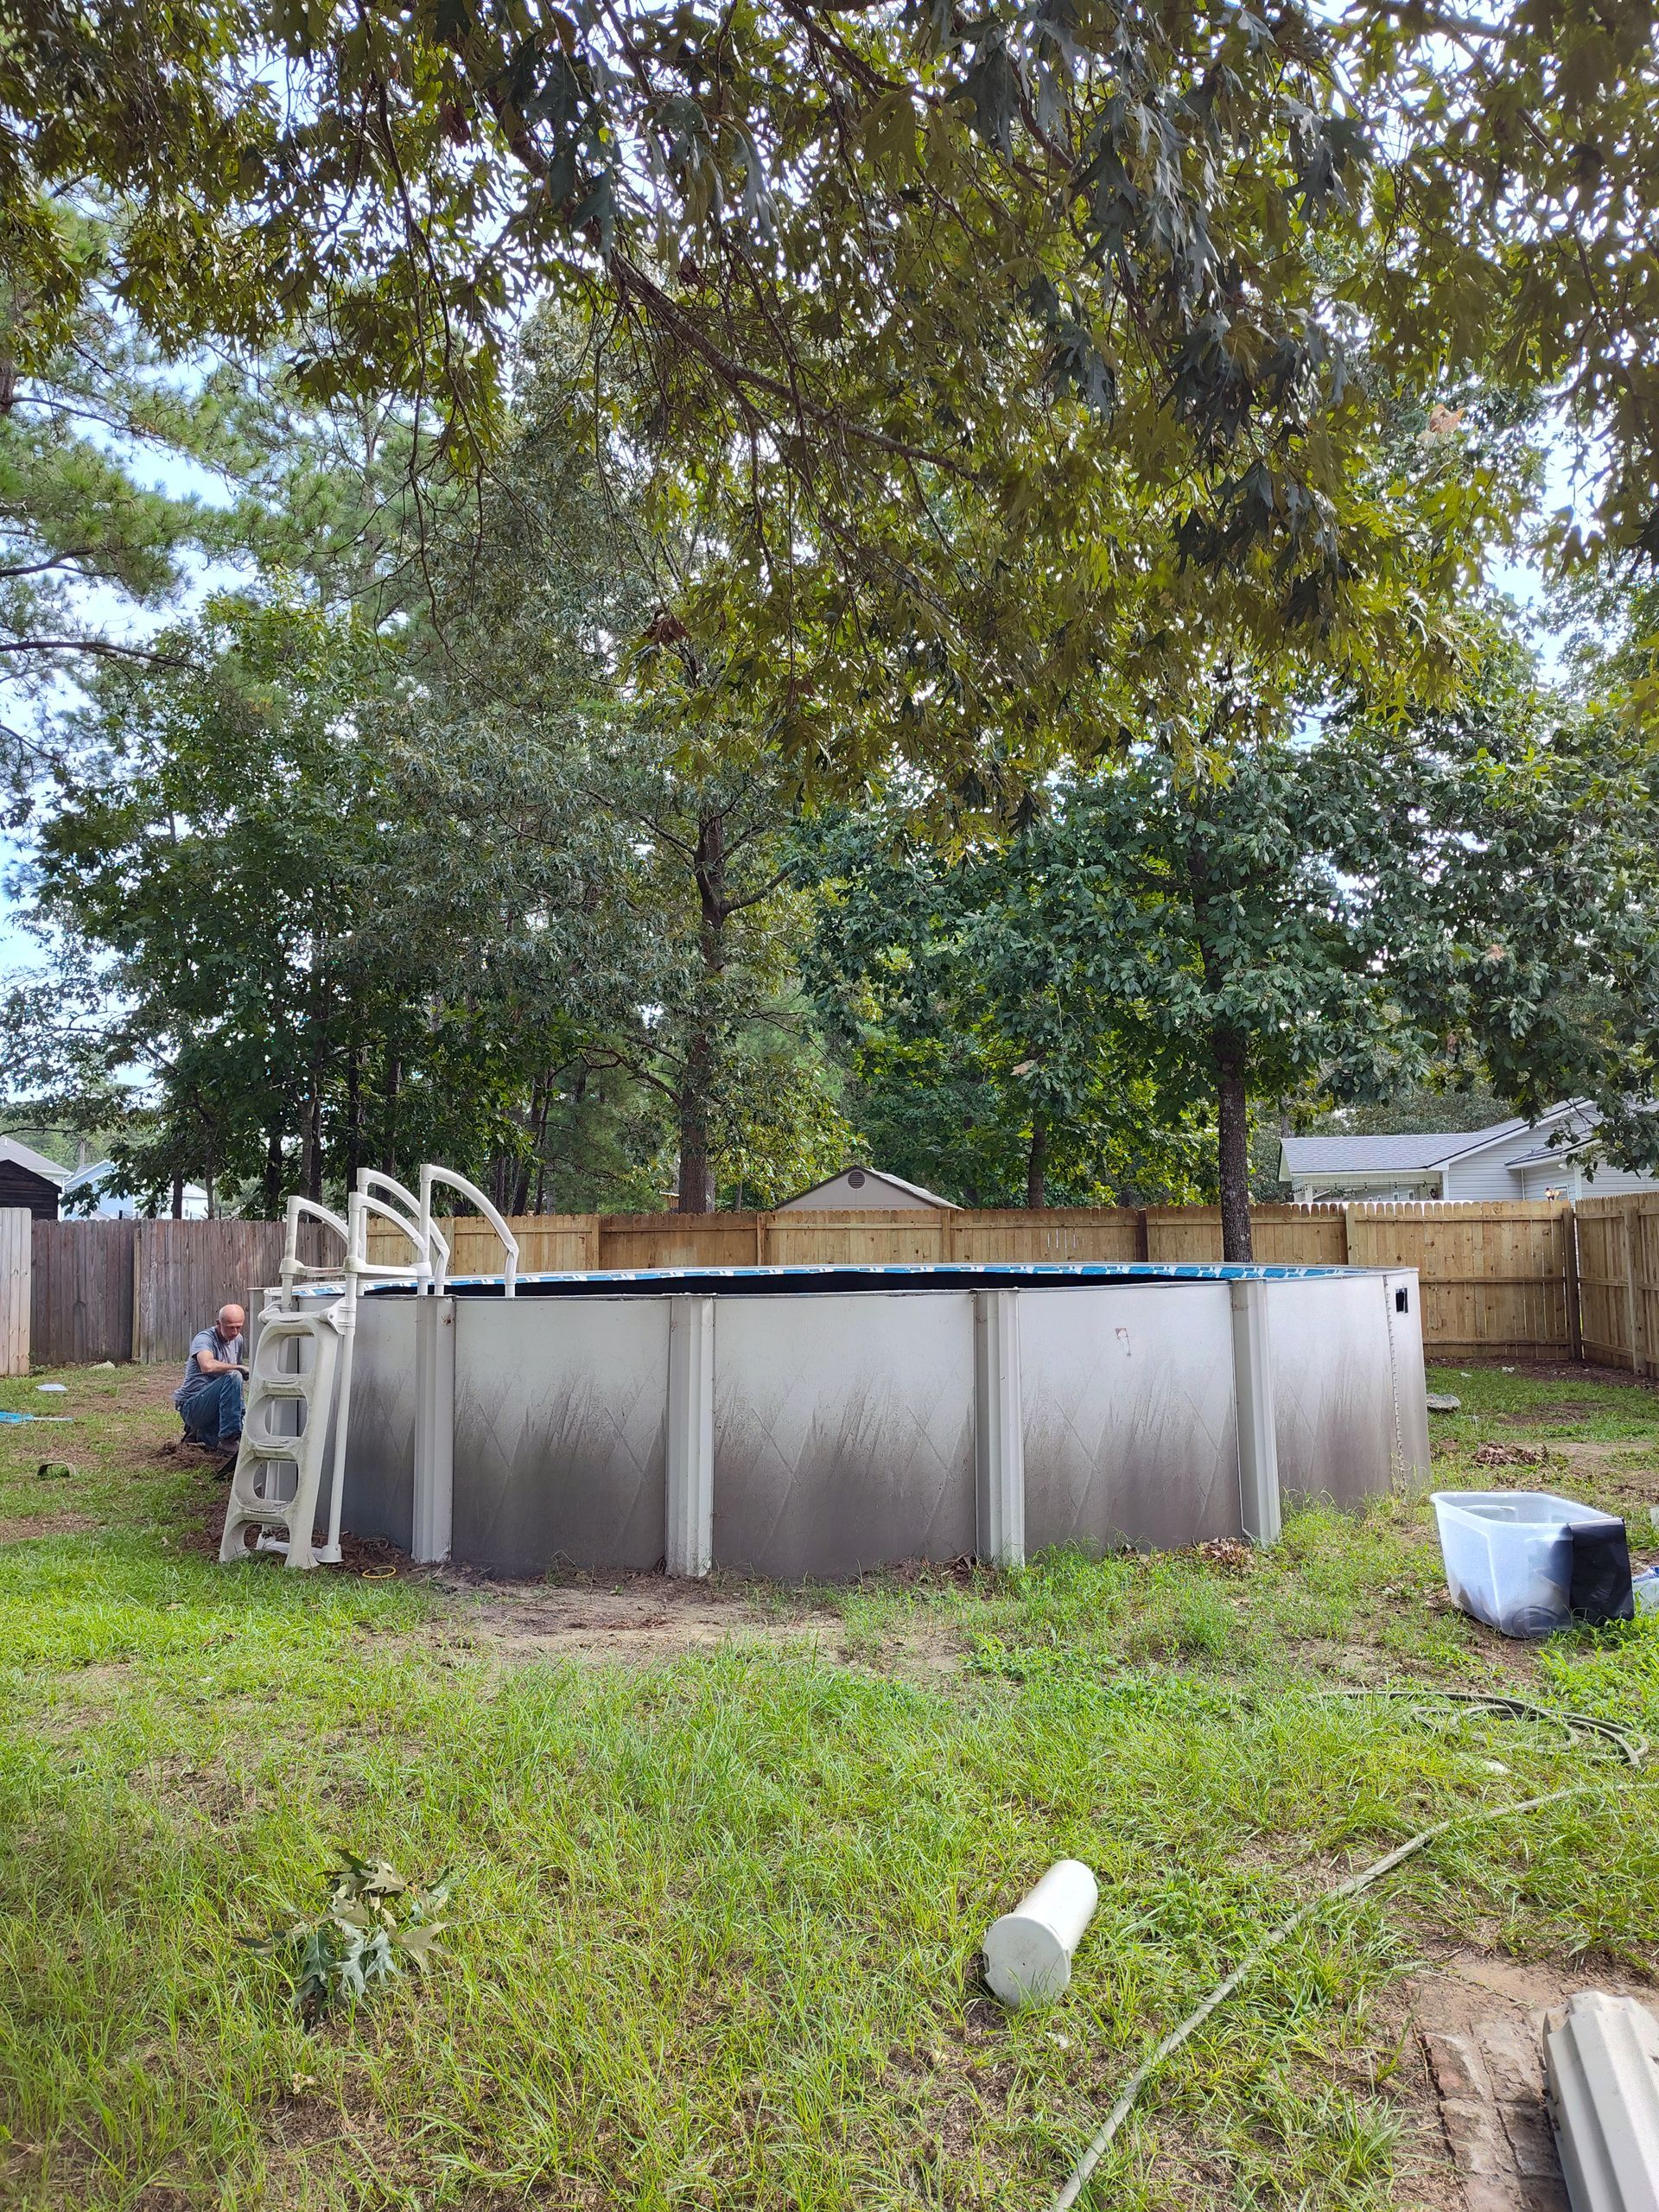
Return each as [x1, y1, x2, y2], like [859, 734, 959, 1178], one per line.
[1441, 1151, 1534, 1201]
[1529, 1160, 1659, 1201]
[1440, 1107, 1584, 1203]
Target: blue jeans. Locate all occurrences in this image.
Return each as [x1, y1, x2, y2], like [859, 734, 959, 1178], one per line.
[181, 1370, 244, 1449]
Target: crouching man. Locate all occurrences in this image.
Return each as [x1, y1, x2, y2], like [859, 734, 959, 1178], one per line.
[175, 1303, 247, 1465]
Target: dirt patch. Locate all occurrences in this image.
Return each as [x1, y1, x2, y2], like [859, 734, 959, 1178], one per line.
[0, 1510, 98, 1542]
[1186, 1536, 1258, 1573]
[1452, 1360, 1655, 1390]
[1394, 1944, 1659, 2210]
[434, 1573, 852, 1664]
[1471, 1442, 1548, 1468]
[181, 1476, 411, 1574]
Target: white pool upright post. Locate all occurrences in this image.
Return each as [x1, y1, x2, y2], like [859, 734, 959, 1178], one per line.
[974, 1289, 1026, 1568]
[665, 1294, 715, 1578]
[1230, 1275, 1281, 1546]
[411, 1294, 455, 1564]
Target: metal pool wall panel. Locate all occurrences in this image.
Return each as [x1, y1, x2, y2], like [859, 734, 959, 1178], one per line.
[709, 1290, 977, 1577]
[339, 1292, 419, 1548]
[1266, 1274, 1399, 1506]
[450, 1294, 669, 1573]
[1020, 1282, 1243, 1552]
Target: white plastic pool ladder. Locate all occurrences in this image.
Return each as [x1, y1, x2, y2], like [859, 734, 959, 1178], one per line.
[219, 1165, 518, 1570]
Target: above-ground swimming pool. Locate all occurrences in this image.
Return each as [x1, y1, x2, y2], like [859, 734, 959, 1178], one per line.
[270, 1257, 1430, 1580]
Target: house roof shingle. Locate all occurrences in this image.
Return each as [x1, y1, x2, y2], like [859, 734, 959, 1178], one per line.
[1279, 1122, 1531, 1176]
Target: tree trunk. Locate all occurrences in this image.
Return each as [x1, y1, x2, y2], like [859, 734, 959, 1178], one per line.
[677, 1034, 715, 1213]
[345, 1045, 363, 1194]
[1215, 1032, 1253, 1262]
[301, 1086, 321, 1203]
[511, 1076, 541, 1215]
[170, 1173, 184, 1221]
[531, 1071, 555, 1213]
[676, 807, 728, 1215]
[380, 1054, 400, 1179]
[1026, 1109, 1047, 1210]
[1184, 804, 1254, 1265]
[263, 1122, 284, 1217]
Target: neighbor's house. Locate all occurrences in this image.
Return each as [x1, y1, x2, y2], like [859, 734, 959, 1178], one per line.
[1280, 1102, 1659, 1204]
[0, 1135, 69, 1219]
[60, 1160, 210, 1220]
[777, 1166, 959, 1211]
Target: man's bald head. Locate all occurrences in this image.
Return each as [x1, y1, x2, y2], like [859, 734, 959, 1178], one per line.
[219, 1304, 245, 1335]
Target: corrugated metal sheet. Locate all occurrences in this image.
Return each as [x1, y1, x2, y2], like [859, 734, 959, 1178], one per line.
[1546, 1989, 1659, 2211]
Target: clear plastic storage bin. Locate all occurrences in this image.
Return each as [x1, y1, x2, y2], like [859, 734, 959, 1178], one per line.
[1431, 1491, 1626, 1638]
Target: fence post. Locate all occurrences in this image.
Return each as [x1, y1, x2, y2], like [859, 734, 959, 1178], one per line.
[1637, 1203, 1659, 1371]
[1563, 1205, 1583, 1364]
[1630, 1202, 1653, 1379]
[130, 1221, 145, 1362]
[0, 1209, 29, 1376]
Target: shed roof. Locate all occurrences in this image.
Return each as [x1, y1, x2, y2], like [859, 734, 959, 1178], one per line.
[777, 1165, 960, 1211]
[0, 1135, 69, 1184]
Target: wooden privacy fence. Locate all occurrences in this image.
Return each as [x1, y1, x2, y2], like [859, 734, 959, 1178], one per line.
[1, 1211, 28, 1377]
[5, 1196, 1656, 1372]
[28, 1218, 137, 1367]
[1575, 1195, 1659, 1376]
[378, 1197, 1582, 1363]
[14, 1217, 334, 1370]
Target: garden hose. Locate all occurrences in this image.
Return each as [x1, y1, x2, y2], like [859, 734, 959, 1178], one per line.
[1047, 1688, 1645, 2209]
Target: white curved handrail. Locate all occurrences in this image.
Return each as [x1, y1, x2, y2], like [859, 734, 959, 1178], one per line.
[419, 1166, 520, 1297]
[348, 1189, 449, 1286]
[357, 1167, 423, 1225]
[280, 1196, 351, 1308]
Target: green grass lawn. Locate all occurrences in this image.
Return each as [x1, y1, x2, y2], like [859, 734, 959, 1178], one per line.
[2, 1359, 1657, 2209]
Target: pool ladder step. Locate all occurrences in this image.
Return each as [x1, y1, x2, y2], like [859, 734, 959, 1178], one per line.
[218, 1307, 346, 1572]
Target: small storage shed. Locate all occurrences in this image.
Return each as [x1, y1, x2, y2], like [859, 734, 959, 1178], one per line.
[777, 1166, 959, 1211]
[0, 1135, 69, 1220]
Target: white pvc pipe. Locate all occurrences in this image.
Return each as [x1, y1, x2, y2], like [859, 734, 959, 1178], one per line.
[983, 1859, 1100, 2007]
[315, 1173, 460, 1562]
[419, 1165, 520, 1296]
[353, 1189, 445, 1279]
[280, 1194, 349, 1309]
[357, 1169, 431, 1288]
[315, 1193, 366, 1567]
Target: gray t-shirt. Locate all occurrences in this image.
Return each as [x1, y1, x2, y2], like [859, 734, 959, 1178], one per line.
[175, 1327, 245, 1408]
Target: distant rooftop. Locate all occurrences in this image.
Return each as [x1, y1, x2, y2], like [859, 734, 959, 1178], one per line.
[779, 1165, 960, 1210]
[1279, 1121, 1533, 1176]
[0, 1134, 69, 1182]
